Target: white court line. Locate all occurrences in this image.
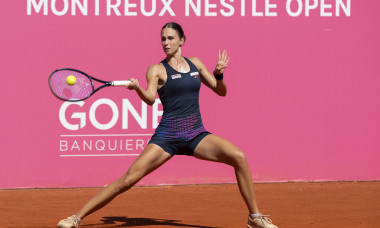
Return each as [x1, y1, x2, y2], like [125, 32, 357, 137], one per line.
[60, 134, 153, 137]
[60, 154, 140, 157]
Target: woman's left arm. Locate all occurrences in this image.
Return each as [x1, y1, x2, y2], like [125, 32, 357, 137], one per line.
[189, 50, 230, 96]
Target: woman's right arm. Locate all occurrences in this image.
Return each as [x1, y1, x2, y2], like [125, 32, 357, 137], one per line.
[126, 64, 160, 106]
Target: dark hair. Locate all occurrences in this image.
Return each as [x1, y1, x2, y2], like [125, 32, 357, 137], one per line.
[162, 22, 186, 41]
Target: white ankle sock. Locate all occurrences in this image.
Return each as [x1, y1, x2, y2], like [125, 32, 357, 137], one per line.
[250, 213, 261, 219]
[72, 215, 81, 222]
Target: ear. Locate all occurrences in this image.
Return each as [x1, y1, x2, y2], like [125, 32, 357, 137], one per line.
[180, 37, 185, 46]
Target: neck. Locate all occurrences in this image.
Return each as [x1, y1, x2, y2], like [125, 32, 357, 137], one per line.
[166, 48, 182, 63]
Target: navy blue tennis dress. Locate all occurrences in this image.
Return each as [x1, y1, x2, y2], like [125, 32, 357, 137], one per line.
[148, 57, 211, 156]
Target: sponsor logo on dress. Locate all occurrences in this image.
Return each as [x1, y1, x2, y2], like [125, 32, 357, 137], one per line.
[190, 72, 199, 78]
[171, 74, 181, 79]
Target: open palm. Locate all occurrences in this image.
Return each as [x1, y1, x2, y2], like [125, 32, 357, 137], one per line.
[214, 50, 231, 75]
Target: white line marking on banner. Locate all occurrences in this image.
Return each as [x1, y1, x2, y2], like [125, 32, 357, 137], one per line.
[60, 154, 140, 157]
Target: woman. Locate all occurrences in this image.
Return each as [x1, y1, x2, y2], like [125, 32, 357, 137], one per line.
[57, 22, 278, 228]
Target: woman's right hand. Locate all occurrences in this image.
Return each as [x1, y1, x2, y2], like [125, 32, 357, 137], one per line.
[126, 78, 140, 90]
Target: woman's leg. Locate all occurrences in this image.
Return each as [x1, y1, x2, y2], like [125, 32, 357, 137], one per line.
[75, 144, 172, 219]
[193, 134, 259, 214]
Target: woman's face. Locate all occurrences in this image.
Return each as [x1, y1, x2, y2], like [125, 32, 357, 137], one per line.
[161, 28, 184, 55]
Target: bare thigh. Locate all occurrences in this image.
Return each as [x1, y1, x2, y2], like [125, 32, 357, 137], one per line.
[193, 134, 244, 166]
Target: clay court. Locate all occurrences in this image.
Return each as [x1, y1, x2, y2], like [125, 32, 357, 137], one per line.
[1, 181, 379, 228]
[1, 2, 379, 228]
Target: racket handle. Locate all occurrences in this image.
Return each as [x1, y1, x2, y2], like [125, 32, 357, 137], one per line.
[111, 80, 131, 86]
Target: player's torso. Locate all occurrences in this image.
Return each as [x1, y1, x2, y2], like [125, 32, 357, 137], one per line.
[153, 57, 206, 141]
[157, 57, 201, 105]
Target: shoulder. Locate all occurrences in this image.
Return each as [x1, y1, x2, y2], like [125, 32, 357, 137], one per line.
[147, 63, 165, 76]
[147, 63, 164, 72]
[188, 57, 206, 71]
[188, 56, 202, 65]
[146, 62, 167, 82]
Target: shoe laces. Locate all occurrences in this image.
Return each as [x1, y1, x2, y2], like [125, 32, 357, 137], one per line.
[65, 215, 81, 227]
[259, 214, 273, 225]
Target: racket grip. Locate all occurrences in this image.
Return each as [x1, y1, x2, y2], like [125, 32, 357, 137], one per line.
[111, 80, 131, 86]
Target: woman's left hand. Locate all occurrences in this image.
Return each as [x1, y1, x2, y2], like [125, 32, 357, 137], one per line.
[214, 50, 231, 75]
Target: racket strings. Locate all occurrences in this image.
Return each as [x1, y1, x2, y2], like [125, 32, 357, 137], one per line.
[49, 70, 93, 101]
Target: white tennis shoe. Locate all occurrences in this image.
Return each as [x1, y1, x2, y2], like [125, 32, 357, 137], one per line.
[57, 215, 81, 228]
[247, 214, 278, 228]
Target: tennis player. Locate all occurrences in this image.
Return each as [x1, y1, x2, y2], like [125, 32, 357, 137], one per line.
[57, 22, 278, 228]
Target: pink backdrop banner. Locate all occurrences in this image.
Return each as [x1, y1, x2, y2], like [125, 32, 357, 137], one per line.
[1, 0, 379, 189]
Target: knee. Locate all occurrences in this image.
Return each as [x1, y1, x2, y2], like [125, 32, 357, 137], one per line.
[231, 151, 248, 169]
[115, 173, 139, 193]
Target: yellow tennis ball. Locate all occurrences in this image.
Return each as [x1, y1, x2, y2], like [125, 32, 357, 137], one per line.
[66, 75, 76, 86]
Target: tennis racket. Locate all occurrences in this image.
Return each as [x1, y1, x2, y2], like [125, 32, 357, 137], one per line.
[49, 68, 131, 102]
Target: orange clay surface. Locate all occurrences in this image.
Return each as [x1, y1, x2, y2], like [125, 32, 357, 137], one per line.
[1, 182, 379, 228]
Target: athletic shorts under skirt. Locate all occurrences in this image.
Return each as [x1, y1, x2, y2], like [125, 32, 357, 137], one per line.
[149, 132, 211, 156]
